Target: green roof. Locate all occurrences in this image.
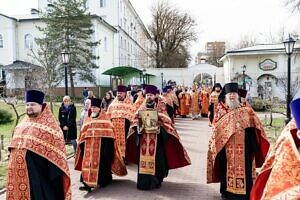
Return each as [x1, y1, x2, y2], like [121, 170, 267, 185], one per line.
[102, 66, 142, 76]
[102, 66, 156, 77]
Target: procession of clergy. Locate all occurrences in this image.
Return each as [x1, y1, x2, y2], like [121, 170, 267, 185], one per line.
[6, 81, 300, 200]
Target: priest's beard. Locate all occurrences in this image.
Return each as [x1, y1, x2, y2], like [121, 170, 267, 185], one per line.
[91, 111, 99, 118]
[27, 112, 40, 118]
[26, 110, 40, 118]
[225, 96, 240, 110]
[117, 96, 125, 101]
[146, 99, 155, 108]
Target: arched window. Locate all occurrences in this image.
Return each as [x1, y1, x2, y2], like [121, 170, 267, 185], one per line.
[24, 34, 33, 49]
[0, 34, 3, 48]
[104, 37, 108, 52]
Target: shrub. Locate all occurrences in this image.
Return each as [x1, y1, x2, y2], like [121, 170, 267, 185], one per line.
[252, 99, 268, 111]
[0, 109, 13, 125]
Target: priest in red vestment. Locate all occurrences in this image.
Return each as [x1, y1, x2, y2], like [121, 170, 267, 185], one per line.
[75, 98, 127, 192]
[6, 90, 71, 200]
[250, 94, 300, 200]
[107, 85, 136, 161]
[127, 85, 191, 190]
[207, 82, 270, 200]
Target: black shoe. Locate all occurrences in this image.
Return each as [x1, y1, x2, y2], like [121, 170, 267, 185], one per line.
[79, 186, 92, 192]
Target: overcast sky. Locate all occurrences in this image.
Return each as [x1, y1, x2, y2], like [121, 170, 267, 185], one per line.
[1, 0, 300, 60]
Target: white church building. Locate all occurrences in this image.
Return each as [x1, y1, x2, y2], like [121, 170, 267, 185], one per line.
[220, 43, 300, 100]
[0, 0, 152, 95]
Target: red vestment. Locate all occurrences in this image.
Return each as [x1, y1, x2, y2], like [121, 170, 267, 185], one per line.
[6, 104, 71, 200]
[250, 119, 300, 200]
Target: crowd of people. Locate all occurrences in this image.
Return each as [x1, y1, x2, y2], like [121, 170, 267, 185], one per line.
[5, 81, 300, 200]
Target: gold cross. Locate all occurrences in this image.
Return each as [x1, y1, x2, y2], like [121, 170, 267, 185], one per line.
[18, 141, 22, 149]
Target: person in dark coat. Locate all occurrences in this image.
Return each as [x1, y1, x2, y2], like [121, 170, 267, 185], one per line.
[82, 87, 89, 100]
[59, 96, 77, 153]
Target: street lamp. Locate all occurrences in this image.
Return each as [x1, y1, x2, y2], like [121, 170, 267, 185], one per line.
[142, 69, 146, 85]
[283, 34, 296, 124]
[161, 72, 164, 89]
[242, 65, 246, 89]
[61, 49, 70, 96]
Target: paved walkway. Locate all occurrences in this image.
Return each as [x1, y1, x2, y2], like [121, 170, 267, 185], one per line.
[1, 117, 221, 199]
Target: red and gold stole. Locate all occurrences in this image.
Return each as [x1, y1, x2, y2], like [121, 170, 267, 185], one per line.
[129, 98, 191, 174]
[207, 106, 269, 195]
[138, 110, 159, 175]
[107, 98, 135, 158]
[251, 120, 300, 200]
[7, 104, 71, 200]
[75, 111, 127, 187]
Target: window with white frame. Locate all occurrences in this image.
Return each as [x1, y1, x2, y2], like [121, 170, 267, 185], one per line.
[100, 0, 106, 8]
[0, 34, 3, 48]
[104, 37, 107, 52]
[121, 36, 123, 48]
[25, 34, 33, 49]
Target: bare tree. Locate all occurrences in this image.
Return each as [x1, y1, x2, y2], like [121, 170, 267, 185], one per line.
[285, 0, 300, 11]
[231, 34, 258, 50]
[149, 0, 197, 68]
[28, 38, 61, 112]
[278, 75, 300, 100]
[263, 27, 299, 44]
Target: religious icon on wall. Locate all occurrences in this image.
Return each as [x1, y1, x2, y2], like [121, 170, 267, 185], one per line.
[138, 110, 159, 134]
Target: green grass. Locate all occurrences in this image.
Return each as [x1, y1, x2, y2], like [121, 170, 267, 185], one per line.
[0, 165, 7, 189]
[262, 117, 285, 149]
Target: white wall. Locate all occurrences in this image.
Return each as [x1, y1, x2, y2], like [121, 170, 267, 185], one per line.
[143, 63, 224, 89]
[89, 0, 118, 25]
[0, 15, 17, 65]
[92, 18, 115, 86]
[16, 20, 44, 64]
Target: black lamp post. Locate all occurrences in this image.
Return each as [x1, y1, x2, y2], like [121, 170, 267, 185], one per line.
[139, 71, 143, 84]
[283, 34, 296, 124]
[242, 65, 246, 89]
[142, 69, 146, 85]
[161, 72, 164, 89]
[61, 49, 70, 96]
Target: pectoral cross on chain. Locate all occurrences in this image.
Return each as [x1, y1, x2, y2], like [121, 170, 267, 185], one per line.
[18, 141, 22, 149]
